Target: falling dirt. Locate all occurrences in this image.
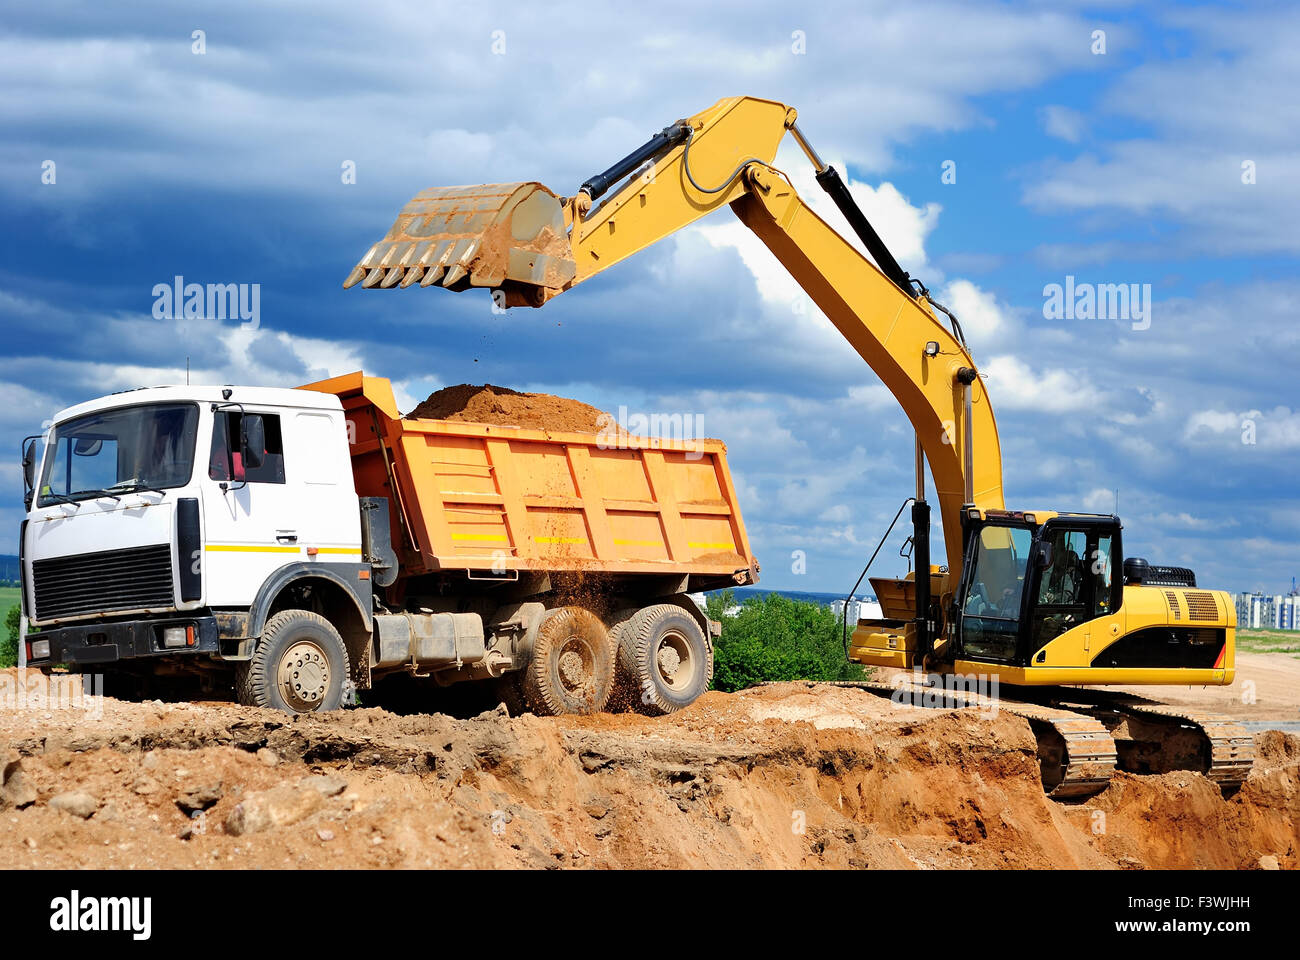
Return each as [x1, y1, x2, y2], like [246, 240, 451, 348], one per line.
[1, 673, 1294, 869]
[407, 384, 623, 435]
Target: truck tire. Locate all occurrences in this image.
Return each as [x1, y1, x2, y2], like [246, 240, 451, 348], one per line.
[521, 606, 614, 716]
[604, 606, 641, 712]
[235, 609, 350, 714]
[617, 603, 712, 715]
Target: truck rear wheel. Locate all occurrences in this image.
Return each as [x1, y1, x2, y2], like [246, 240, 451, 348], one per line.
[235, 609, 350, 714]
[616, 604, 712, 715]
[605, 606, 642, 712]
[521, 606, 614, 716]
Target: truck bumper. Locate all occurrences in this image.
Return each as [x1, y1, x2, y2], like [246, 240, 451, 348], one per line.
[27, 616, 221, 667]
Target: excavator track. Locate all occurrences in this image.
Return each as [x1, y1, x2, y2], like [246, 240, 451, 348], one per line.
[1028, 689, 1256, 793]
[783, 680, 1117, 801]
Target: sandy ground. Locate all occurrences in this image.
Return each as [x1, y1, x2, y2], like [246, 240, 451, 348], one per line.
[0, 672, 1295, 870]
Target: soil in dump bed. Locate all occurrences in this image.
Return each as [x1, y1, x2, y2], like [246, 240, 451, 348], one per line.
[407, 384, 620, 435]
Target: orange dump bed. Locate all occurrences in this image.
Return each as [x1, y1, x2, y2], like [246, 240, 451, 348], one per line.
[302, 373, 758, 584]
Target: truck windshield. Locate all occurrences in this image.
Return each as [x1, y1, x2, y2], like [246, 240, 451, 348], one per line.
[38, 403, 199, 506]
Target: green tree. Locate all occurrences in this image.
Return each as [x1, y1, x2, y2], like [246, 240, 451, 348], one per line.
[709, 590, 867, 692]
[2, 606, 20, 668]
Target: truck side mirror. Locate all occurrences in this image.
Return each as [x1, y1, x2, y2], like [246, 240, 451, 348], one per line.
[21, 438, 38, 508]
[240, 415, 266, 470]
[1035, 541, 1054, 569]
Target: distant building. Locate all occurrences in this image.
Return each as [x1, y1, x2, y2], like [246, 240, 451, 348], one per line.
[1234, 591, 1299, 631]
[831, 597, 884, 624]
[1280, 594, 1300, 630]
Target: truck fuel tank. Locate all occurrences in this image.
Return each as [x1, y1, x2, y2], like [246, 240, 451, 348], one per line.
[373, 612, 486, 670]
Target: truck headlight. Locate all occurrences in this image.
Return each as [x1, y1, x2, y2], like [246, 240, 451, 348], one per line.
[161, 625, 191, 648]
[29, 639, 50, 660]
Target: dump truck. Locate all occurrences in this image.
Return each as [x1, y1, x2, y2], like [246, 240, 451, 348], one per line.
[18, 373, 757, 715]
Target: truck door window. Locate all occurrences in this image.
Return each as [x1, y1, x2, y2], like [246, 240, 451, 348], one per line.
[961, 524, 1031, 660]
[209, 411, 285, 484]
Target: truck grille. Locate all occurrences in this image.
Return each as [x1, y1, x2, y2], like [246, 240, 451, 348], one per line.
[33, 544, 174, 621]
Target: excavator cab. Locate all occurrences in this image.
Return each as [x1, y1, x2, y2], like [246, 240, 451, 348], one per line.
[952, 511, 1122, 667]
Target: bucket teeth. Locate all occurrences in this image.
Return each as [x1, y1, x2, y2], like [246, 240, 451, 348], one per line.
[344, 182, 576, 301]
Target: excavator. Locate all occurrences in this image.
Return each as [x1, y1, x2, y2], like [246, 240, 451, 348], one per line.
[344, 96, 1253, 798]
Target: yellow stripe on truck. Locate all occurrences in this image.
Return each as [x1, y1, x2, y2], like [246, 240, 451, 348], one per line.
[534, 536, 587, 544]
[688, 542, 734, 550]
[205, 545, 362, 555]
[451, 533, 509, 542]
[205, 545, 301, 554]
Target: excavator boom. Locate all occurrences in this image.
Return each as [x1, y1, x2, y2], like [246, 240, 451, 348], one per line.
[345, 96, 1004, 586]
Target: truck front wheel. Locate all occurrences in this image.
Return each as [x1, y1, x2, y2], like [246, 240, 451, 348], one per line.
[521, 606, 614, 716]
[235, 609, 350, 714]
[617, 604, 712, 715]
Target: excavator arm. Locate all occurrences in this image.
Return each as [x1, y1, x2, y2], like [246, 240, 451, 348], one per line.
[345, 96, 1005, 593]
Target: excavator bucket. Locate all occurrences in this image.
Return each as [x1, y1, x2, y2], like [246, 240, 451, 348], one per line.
[343, 182, 576, 300]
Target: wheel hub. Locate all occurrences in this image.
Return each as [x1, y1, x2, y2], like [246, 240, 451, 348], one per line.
[279, 640, 330, 711]
[655, 630, 693, 692]
[556, 636, 595, 696]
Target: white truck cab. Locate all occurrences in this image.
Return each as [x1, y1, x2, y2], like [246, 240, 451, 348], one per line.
[20, 384, 374, 709]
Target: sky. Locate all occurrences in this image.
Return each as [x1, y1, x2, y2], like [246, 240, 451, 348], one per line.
[2, 0, 1297, 596]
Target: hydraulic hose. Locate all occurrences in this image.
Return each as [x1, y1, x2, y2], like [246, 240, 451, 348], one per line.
[840, 497, 916, 661]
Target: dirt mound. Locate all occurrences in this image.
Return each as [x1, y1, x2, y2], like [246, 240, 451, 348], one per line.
[0, 676, 1295, 869]
[407, 384, 619, 435]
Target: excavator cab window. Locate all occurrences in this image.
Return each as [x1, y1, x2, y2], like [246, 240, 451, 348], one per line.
[958, 523, 1032, 661]
[1029, 527, 1089, 652]
[1027, 520, 1122, 655]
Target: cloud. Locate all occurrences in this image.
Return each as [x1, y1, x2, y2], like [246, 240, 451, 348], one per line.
[982, 355, 1104, 412]
[1041, 104, 1085, 143]
[1184, 407, 1300, 451]
[1022, 6, 1300, 254]
[939, 279, 1008, 342]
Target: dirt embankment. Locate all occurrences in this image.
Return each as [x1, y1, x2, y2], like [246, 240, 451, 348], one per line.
[1, 678, 1295, 869]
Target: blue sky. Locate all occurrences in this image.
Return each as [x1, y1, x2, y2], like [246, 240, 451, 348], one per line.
[2, 0, 1297, 595]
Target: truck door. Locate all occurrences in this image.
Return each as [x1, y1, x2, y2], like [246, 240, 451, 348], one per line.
[201, 407, 306, 605]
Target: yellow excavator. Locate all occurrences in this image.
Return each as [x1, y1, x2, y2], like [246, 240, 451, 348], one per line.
[345, 96, 1253, 797]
